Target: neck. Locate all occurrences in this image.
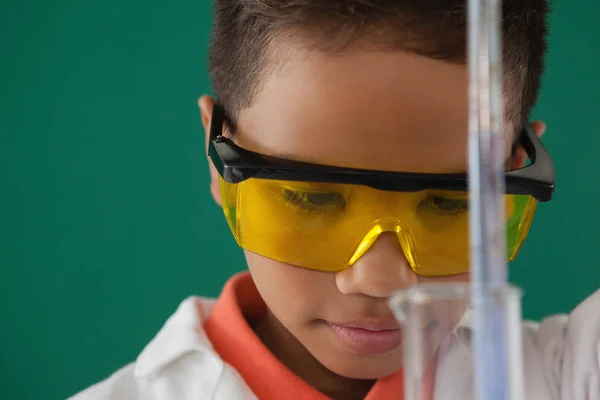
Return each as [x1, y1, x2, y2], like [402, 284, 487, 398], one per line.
[253, 308, 375, 400]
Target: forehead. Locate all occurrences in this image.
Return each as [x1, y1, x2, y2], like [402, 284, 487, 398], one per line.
[235, 49, 512, 174]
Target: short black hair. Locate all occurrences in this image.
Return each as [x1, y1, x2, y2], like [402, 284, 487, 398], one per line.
[208, 0, 550, 131]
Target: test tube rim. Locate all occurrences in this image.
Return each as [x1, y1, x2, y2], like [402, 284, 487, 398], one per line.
[389, 283, 523, 309]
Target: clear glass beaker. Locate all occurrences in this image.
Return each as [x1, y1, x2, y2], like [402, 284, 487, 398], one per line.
[389, 284, 524, 400]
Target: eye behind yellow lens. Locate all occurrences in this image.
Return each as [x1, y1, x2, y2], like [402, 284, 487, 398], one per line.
[217, 177, 538, 276]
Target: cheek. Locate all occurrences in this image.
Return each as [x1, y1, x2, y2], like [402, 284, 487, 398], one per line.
[415, 274, 470, 337]
[244, 251, 332, 325]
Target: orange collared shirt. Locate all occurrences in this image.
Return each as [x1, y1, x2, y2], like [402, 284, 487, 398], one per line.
[204, 272, 435, 400]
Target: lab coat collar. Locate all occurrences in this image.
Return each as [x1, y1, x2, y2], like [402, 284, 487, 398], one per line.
[133, 296, 217, 379]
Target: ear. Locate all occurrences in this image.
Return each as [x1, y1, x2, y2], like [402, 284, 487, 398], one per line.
[509, 120, 547, 170]
[199, 95, 222, 206]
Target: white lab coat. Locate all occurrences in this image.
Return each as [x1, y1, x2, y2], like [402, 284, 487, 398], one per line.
[70, 291, 600, 400]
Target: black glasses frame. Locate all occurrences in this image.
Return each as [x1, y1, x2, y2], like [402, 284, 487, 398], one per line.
[208, 105, 555, 202]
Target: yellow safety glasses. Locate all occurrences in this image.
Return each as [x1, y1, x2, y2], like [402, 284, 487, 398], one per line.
[209, 105, 555, 277]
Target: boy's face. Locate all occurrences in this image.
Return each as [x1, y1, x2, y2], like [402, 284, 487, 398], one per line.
[201, 49, 539, 380]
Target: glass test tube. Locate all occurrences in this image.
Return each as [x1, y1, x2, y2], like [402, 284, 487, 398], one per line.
[389, 283, 525, 400]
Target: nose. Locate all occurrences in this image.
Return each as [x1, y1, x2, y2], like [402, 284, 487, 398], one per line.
[335, 232, 418, 298]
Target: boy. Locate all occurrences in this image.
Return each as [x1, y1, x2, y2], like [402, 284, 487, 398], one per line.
[72, 1, 600, 399]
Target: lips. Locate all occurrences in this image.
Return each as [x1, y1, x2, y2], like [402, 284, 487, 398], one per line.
[325, 319, 403, 355]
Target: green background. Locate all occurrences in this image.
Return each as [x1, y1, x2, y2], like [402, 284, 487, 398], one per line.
[1, 1, 599, 399]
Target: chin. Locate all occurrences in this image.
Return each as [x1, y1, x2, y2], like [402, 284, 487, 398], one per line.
[319, 352, 403, 380]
